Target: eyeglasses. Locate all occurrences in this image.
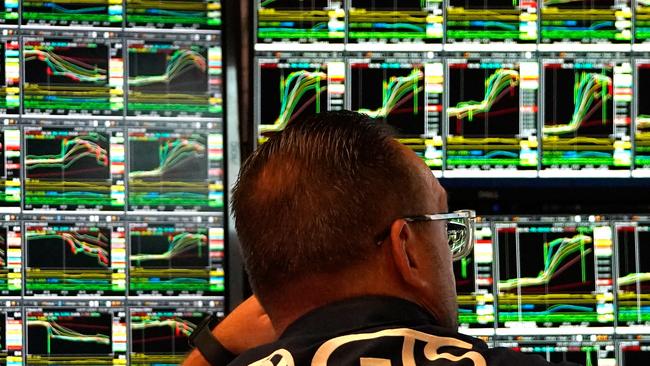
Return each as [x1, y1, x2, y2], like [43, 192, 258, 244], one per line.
[377, 209, 476, 262]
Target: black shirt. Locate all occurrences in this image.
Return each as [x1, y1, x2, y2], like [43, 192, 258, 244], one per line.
[229, 296, 579, 366]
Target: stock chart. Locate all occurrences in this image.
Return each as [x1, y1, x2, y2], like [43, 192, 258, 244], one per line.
[256, 0, 345, 47]
[541, 56, 633, 177]
[24, 219, 126, 296]
[540, 0, 632, 47]
[257, 57, 344, 139]
[350, 60, 425, 135]
[449, 216, 650, 364]
[616, 222, 650, 329]
[21, 0, 124, 27]
[446, 56, 538, 176]
[446, 0, 537, 47]
[125, 0, 221, 30]
[0, 4, 227, 366]
[348, 55, 446, 168]
[129, 300, 223, 365]
[24, 300, 127, 365]
[127, 128, 223, 212]
[128, 221, 224, 296]
[127, 38, 221, 117]
[23, 37, 124, 116]
[347, 0, 443, 47]
[496, 221, 615, 333]
[23, 125, 125, 212]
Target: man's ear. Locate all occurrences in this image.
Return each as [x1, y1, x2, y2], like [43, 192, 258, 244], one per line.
[388, 220, 428, 289]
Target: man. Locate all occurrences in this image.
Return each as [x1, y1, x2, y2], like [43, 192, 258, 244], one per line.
[184, 111, 577, 366]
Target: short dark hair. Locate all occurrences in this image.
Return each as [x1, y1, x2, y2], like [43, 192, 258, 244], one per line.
[232, 111, 427, 298]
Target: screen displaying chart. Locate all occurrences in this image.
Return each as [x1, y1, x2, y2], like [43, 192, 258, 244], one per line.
[541, 57, 632, 176]
[446, 56, 538, 176]
[349, 55, 444, 169]
[24, 218, 126, 296]
[540, 0, 632, 46]
[0, 303, 22, 366]
[0, 221, 20, 297]
[446, 0, 537, 46]
[127, 38, 221, 117]
[256, 0, 345, 47]
[455, 224, 495, 334]
[21, 0, 124, 27]
[127, 128, 223, 212]
[126, 0, 221, 30]
[495, 219, 615, 334]
[23, 37, 124, 116]
[129, 300, 224, 365]
[23, 125, 125, 212]
[616, 221, 650, 330]
[128, 220, 224, 296]
[0, 39, 19, 115]
[24, 300, 127, 365]
[348, 0, 443, 47]
[635, 60, 650, 176]
[256, 57, 345, 141]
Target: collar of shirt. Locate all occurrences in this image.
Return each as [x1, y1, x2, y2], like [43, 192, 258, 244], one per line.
[280, 295, 441, 340]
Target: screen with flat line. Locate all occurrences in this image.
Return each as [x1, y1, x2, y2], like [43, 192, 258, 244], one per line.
[24, 300, 127, 365]
[128, 220, 225, 296]
[129, 299, 224, 365]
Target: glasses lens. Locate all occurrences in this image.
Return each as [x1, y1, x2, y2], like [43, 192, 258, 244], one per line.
[448, 212, 475, 261]
[447, 220, 467, 259]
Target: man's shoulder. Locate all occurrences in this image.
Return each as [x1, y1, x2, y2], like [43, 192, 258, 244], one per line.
[228, 326, 577, 366]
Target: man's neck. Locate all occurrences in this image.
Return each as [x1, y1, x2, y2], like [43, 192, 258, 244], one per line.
[262, 274, 421, 335]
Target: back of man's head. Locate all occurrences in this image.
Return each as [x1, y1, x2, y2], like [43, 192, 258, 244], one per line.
[232, 111, 431, 305]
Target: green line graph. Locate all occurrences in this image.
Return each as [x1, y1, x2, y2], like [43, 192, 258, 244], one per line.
[129, 138, 205, 179]
[544, 72, 612, 135]
[448, 69, 519, 121]
[260, 70, 326, 133]
[25, 134, 108, 170]
[357, 69, 423, 119]
[498, 234, 593, 291]
[130, 233, 207, 262]
[128, 49, 206, 87]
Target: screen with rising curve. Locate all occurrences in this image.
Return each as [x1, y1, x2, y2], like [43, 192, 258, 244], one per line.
[0, 3, 226, 366]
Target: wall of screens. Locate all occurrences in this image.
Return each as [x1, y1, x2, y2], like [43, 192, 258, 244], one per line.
[252, 0, 650, 178]
[455, 215, 650, 365]
[252, 1, 650, 365]
[0, 2, 226, 365]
